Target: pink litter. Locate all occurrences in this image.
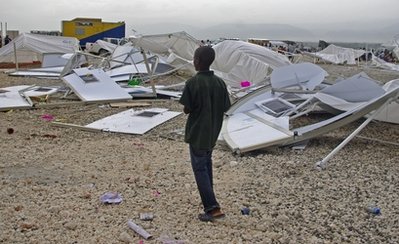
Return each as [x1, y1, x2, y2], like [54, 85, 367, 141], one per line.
[240, 80, 251, 87]
[41, 114, 55, 122]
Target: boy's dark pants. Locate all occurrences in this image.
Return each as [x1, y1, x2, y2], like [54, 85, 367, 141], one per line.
[189, 145, 220, 213]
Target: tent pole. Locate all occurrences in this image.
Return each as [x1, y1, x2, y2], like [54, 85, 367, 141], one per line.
[13, 42, 19, 70]
[141, 48, 157, 98]
[315, 99, 391, 169]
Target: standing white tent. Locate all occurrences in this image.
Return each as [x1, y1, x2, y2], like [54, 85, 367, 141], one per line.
[0, 33, 80, 64]
[308, 44, 365, 65]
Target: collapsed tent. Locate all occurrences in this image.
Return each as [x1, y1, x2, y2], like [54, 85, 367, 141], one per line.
[0, 33, 80, 65]
[313, 74, 399, 124]
[371, 54, 399, 72]
[211, 40, 291, 88]
[313, 73, 386, 112]
[129, 31, 200, 61]
[221, 63, 399, 154]
[307, 44, 365, 65]
[128, 31, 201, 75]
[382, 34, 399, 60]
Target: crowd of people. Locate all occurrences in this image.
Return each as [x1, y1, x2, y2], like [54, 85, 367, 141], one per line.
[0, 35, 12, 47]
[375, 48, 397, 63]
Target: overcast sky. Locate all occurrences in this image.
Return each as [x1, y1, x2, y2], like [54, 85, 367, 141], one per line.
[1, 0, 398, 42]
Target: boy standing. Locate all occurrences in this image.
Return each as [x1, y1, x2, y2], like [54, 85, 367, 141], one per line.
[179, 46, 231, 222]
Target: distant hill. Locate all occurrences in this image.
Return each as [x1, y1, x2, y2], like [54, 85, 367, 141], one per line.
[131, 21, 398, 43]
[132, 22, 316, 42]
[194, 23, 317, 41]
[306, 19, 399, 43]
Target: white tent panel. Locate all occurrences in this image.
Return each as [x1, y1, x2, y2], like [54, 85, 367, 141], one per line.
[373, 79, 399, 124]
[321, 73, 385, 103]
[106, 64, 148, 77]
[61, 68, 132, 102]
[24, 86, 59, 97]
[123, 86, 182, 98]
[85, 108, 182, 135]
[109, 45, 145, 69]
[42, 53, 69, 68]
[222, 109, 292, 152]
[8, 66, 64, 77]
[0, 86, 32, 110]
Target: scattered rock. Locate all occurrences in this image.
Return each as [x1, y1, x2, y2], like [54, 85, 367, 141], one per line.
[229, 161, 239, 167]
[64, 221, 78, 231]
[119, 232, 132, 243]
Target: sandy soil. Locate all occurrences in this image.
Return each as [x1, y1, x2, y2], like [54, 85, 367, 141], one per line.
[1, 63, 399, 243]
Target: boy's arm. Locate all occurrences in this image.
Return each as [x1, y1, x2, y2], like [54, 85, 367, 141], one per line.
[180, 81, 193, 114]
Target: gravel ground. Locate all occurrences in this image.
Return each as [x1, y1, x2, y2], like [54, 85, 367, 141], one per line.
[0, 63, 399, 243]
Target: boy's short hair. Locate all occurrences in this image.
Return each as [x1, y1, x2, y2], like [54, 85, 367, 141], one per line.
[194, 46, 215, 68]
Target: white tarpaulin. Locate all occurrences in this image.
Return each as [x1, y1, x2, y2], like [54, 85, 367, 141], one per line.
[310, 44, 365, 65]
[0, 33, 80, 63]
[211, 40, 291, 88]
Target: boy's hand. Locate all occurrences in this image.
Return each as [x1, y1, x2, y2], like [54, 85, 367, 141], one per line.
[184, 107, 191, 114]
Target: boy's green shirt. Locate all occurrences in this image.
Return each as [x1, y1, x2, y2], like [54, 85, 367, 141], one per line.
[179, 70, 231, 150]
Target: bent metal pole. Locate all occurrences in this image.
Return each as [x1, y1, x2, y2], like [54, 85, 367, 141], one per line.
[315, 99, 392, 169]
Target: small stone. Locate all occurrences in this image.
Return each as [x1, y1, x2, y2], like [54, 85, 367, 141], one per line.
[20, 222, 38, 230]
[64, 221, 78, 230]
[81, 192, 91, 199]
[230, 161, 239, 167]
[119, 232, 131, 243]
[48, 206, 61, 213]
[14, 205, 23, 211]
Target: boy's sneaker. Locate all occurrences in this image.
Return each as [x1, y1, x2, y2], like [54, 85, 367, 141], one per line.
[198, 208, 225, 222]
